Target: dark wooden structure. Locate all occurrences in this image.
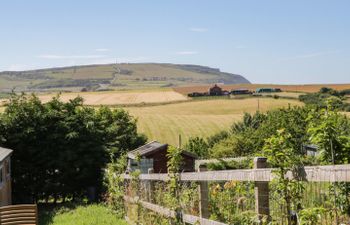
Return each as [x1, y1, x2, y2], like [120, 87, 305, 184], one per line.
[0, 204, 38, 225]
[127, 141, 197, 173]
[256, 88, 282, 93]
[231, 89, 252, 95]
[0, 147, 12, 207]
[208, 84, 223, 96]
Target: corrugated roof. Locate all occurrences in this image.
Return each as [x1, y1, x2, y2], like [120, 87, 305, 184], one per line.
[128, 141, 197, 159]
[0, 147, 13, 162]
[128, 141, 167, 159]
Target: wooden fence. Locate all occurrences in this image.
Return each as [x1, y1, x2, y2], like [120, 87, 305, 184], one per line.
[123, 157, 350, 225]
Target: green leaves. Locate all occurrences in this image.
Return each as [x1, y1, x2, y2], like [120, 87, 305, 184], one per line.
[263, 129, 305, 225]
[0, 93, 146, 203]
[307, 107, 350, 164]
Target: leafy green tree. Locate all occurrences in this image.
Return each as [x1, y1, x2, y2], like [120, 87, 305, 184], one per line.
[231, 111, 266, 134]
[307, 104, 350, 217]
[209, 134, 253, 158]
[184, 137, 208, 159]
[206, 130, 230, 148]
[263, 129, 304, 225]
[208, 106, 310, 158]
[307, 105, 350, 164]
[166, 146, 184, 224]
[0, 93, 146, 203]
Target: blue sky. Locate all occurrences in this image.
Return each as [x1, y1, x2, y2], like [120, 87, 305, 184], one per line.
[0, 0, 349, 84]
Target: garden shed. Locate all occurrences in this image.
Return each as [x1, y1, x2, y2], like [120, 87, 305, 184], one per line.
[127, 141, 197, 173]
[0, 147, 13, 206]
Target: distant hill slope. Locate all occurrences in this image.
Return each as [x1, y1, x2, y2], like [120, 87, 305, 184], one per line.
[0, 63, 250, 92]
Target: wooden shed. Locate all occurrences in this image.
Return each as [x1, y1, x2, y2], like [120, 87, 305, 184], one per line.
[127, 141, 197, 173]
[0, 147, 13, 206]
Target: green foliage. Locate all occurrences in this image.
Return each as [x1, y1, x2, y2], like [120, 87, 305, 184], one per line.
[166, 146, 184, 224]
[184, 137, 208, 159]
[104, 155, 127, 217]
[231, 112, 266, 134]
[39, 204, 127, 225]
[299, 87, 350, 111]
[209, 181, 255, 224]
[206, 158, 253, 171]
[207, 106, 310, 158]
[206, 130, 230, 148]
[307, 105, 350, 216]
[298, 207, 327, 225]
[264, 129, 305, 225]
[0, 93, 146, 203]
[307, 106, 350, 164]
[209, 134, 253, 158]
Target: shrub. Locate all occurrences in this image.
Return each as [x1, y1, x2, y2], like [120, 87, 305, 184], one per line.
[0, 93, 146, 203]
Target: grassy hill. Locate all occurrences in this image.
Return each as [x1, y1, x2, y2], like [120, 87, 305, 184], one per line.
[0, 63, 250, 92]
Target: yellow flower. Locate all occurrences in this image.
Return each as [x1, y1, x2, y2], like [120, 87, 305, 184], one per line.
[224, 180, 236, 189]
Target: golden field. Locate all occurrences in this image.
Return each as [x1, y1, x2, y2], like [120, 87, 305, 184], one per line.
[37, 89, 187, 105]
[125, 98, 303, 145]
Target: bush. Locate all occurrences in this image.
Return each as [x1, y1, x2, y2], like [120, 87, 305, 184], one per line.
[0, 94, 146, 203]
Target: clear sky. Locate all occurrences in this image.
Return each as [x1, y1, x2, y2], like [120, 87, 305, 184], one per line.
[1, 0, 349, 84]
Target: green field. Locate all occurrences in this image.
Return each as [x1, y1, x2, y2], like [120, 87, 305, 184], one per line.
[39, 204, 126, 225]
[126, 98, 303, 146]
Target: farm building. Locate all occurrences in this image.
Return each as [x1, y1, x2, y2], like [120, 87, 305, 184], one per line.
[127, 141, 197, 173]
[0, 147, 13, 206]
[256, 88, 282, 93]
[208, 84, 223, 96]
[231, 89, 252, 95]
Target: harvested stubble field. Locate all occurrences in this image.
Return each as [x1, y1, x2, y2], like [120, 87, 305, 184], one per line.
[37, 89, 187, 105]
[125, 98, 303, 146]
[174, 84, 350, 95]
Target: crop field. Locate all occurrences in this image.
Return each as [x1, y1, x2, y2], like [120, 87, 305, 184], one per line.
[260, 91, 302, 98]
[37, 89, 188, 105]
[125, 98, 303, 145]
[174, 83, 350, 95]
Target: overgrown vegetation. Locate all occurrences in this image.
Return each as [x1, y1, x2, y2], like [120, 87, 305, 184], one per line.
[299, 87, 350, 111]
[39, 204, 127, 225]
[0, 93, 146, 203]
[185, 106, 311, 160]
[137, 103, 350, 224]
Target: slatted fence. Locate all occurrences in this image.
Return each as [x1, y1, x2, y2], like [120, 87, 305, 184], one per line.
[123, 157, 350, 225]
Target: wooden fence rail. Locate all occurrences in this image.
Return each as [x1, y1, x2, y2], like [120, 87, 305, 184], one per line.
[123, 163, 350, 182]
[124, 196, 228, 225]
[123, 158, 350, 224]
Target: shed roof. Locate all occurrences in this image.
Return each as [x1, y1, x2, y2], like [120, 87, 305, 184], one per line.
[0, 147, 13, 162]
[128, 141, 167, 159]
[128, 141, 197, 159]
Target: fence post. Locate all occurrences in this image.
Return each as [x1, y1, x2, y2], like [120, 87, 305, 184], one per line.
[254, 157, 270, 220]
[198, 165, 210, 219]
[147, 168, 154, 203]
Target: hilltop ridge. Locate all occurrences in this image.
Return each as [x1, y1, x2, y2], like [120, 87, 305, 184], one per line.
[0, 63, 250, 92]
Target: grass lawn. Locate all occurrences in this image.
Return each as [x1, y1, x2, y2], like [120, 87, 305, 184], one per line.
[39, 204, 126, 225]
[126, 97, 303, 145]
